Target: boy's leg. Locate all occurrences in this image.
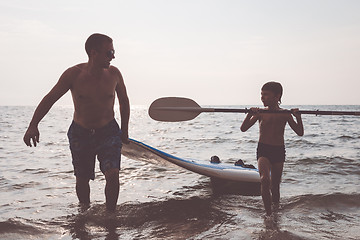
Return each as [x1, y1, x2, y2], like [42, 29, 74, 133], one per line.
[258, 157, 272, 216]
[270, 162, 284, 204]
[104, 168, 120, 212]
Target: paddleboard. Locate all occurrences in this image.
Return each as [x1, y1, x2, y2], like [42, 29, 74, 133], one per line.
[122, 139, 260, 184]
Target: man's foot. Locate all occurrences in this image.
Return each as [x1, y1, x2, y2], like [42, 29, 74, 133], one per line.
[78, 202, 90, 213]
[106, 204, 117, 213]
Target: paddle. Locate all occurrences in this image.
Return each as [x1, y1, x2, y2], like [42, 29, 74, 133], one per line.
[149, 97, 360, 122]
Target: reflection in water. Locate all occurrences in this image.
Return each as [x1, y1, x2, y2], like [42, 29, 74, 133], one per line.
[64, 196, 311, 240]
[65, 196, 228, 240]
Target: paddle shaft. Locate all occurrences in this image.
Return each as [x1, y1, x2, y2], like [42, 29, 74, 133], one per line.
[157, 107, 360, 116]
[215, 108, 360, 116]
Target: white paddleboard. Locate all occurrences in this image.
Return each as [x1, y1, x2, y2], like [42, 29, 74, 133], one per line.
[122, 139, 260, 183]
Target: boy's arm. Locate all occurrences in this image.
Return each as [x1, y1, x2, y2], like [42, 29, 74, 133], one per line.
[287, 108, 304, 136]
[240, 108, 259, 132]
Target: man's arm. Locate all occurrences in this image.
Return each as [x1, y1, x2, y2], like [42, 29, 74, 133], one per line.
[23, 68, 73, 147]
[115, 69, 130, 144]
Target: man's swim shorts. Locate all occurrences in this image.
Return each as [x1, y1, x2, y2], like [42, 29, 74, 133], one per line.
[67, 119, 122, 180]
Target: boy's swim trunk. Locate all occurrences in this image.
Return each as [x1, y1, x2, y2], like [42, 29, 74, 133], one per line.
[67, 119, 122, 180]
[256, 142, 286, 163]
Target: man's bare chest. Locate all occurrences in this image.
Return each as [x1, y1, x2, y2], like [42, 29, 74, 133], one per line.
[71, 75, 117, 101]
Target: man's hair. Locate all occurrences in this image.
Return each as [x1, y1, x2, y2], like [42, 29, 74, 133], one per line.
[85, 33, 112, 56]
[262, 81, 283, 104]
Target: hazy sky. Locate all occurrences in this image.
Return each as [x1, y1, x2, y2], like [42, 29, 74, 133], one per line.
[1, 0, 359, 106]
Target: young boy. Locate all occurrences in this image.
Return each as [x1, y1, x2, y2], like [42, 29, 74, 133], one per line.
[240, 81, 304, 216]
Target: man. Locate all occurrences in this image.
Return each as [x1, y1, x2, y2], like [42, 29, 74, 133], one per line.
[23, 33, 130, 212]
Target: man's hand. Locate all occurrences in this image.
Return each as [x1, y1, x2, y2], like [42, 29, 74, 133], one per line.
[121, 131, 130, 144]
[23, 126, 40, 147]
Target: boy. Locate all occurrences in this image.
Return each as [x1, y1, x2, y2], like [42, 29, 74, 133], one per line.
[240, 81, 304, 216]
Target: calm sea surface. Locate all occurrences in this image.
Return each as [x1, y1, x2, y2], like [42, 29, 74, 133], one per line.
[0, 105, 359, 240]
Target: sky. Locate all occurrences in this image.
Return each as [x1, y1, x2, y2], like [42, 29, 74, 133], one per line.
[0, 0, 359, 106]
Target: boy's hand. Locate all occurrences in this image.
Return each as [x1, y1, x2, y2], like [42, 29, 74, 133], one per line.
[249, 107, 260, 115]
[291, 108, 301, 118]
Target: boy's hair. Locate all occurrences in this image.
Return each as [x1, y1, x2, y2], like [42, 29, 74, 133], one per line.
[85, 33, 113, 57]
[262, 81, 283, 104]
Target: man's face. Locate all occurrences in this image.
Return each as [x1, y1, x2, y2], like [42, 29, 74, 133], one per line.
[261, 90, 279, 107]
[94, 42, 115, 69]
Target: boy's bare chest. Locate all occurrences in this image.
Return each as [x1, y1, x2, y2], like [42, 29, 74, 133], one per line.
[259, 115, 287, 130]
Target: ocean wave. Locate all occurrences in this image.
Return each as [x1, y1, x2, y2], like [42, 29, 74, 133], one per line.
[292, 156, 360, 176]
[21, 168, 50, 174]
[0, 176, 8, 186]
[283, 192, 360, 210]
[11, 181, 42, 190]
[286, 139, 335, 148]
[337, 135, 360, 140]
[0, 218, 45, 234]
[279, 193, 360, 240]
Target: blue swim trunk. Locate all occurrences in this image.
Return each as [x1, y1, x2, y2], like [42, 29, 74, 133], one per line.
[67, 119, 122, 180]
[256, 142, 286, 163]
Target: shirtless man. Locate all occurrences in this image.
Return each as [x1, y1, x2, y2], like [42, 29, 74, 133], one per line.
[23, 33, 130, 212]
[240, 81, 303, 216]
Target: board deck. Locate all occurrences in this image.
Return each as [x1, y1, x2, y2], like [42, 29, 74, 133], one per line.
[122, 139, 260, 183]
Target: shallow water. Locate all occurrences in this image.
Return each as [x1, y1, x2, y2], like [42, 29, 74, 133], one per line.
[0, 105, 359, 239]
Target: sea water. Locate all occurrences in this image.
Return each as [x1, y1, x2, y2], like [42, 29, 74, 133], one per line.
[0, 105, 359, 240]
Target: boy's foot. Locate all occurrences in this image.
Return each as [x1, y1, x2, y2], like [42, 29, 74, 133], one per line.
[272, 202, 280, 212]
[264, 213, 278, 229]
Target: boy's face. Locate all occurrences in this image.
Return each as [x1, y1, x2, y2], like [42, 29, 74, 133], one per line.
[261, 90, 279, 107]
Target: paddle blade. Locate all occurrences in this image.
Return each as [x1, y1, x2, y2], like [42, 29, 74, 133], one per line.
[149, 97, 203, 122]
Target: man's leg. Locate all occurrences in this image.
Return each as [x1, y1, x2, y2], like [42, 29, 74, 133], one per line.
[68, 121, 95, 206]
[270, 162, 284, 204]
[76, 176, 90, 205]
[104, 168, 120, 212]
[258, 157, 272, 216]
